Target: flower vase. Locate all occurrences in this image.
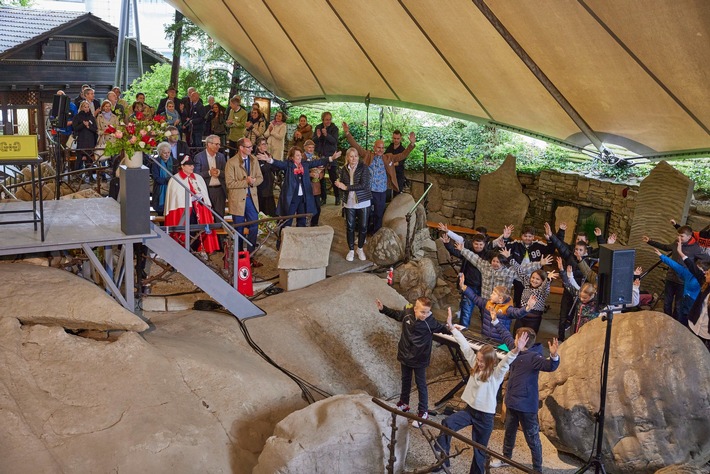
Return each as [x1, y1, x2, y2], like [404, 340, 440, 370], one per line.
[125, 150, 144, 168]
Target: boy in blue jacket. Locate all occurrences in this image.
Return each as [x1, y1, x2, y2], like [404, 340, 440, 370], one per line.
[489, 309, 560, 472]
[376, 296, 449, 421]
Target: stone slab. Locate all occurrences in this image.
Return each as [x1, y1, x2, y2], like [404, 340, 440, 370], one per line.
[277, 226, 334, 270]
[628, 161, 694, 294]
[475, 155, 529, 233]
[279, 267, 326, 291]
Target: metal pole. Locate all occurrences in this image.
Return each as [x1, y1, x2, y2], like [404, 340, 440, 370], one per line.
[131, 0, 144, 77]
[114, 0, 129, 89]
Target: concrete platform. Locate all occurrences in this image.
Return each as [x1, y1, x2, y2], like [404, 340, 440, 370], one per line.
[0, 198, 154, 256]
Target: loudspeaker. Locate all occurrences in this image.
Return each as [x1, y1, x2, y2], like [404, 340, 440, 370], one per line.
[50, 94, 68, 128]
[597, 244, 635, 306]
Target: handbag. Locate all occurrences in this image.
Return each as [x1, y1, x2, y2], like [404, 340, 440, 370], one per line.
[66, 134, 76, 149]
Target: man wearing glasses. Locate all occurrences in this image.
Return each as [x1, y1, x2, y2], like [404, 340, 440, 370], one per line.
[226, 138, 263, 261]
[194, 135, 227, 218]
[166, 125, 189, 174]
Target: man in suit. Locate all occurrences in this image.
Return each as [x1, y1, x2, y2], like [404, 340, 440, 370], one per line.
[193, 134, 227, 219]
[225, 137, 263, 259]
[166, 126, 189, 174]
[185, 91, 206, 148]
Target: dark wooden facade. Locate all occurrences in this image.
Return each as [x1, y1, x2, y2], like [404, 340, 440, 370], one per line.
[0, 8, 166, 151]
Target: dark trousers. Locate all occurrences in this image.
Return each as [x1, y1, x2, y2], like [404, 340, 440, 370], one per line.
[370, 190, 387, 233]
[400, 363, 428, 415]
[513, 309, 543, 335]
[206, 186, 225, 219]
[284, 194, 307, 228]
[663, 279, 685, 320]
[558, 289, 575, 341]
[311, 197, 322, 226]
[502, 408, 543, 472]
[327, 164, 339, 203]
[191, 130, 203, 148]
[437, 405, 494, 474]
[258, 194, 276, 217]
[345, 206, 368, 250]
[232, 195, 258, 253]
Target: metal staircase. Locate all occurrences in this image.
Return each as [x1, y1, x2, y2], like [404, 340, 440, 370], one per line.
[144, 223, 265, 320]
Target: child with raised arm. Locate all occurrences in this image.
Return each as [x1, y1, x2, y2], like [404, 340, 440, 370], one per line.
[435, 308, 528, 474]
[488, 310, 559, 472]
[376, 297, 449, 422]
[458, 273, 538, 343]
[455, 241, 542, 305]
[508, 258, 558, 334]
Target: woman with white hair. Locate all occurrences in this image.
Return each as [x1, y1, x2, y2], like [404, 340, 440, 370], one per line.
[150, 142, 175, 214]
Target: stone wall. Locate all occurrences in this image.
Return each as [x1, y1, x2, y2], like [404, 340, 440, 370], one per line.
[411, 169, 639, 243]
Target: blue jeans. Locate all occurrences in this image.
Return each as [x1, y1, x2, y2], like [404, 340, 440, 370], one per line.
[459, 286, 479, 328]
[436, 405, 494, 474]
[502, 408, 543, 472]
[232, 195, 258, 253]
[370, 190, 387, 233]
[400, 363, 428, 415]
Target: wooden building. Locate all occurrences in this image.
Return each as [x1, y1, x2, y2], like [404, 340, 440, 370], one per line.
[0, 6, 167, 151]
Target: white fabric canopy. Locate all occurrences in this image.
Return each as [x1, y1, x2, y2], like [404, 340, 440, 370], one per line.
[167, 0, 710, 158]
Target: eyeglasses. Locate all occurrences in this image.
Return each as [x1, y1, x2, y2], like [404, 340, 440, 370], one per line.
[240, 145, 253, 148]
[207, 141, 220, 145]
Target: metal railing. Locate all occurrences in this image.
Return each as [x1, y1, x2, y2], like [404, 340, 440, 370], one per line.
[371, 397, 532, 474]
[404, 178, 434, 263]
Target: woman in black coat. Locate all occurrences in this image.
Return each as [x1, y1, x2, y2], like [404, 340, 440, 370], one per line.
[335, 147, 372, 261]
[72, 100, 98, 172]
[258, 146, 339, 228]
[253, 137, 277, 216]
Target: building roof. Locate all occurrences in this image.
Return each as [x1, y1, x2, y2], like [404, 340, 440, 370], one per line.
[166, 0, 710, 160]
[0, 6, 166, 62]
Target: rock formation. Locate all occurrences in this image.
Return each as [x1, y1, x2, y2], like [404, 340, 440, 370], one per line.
[253, 393, 409, 473]
[539, 311, 710, 473]
[0, 263, 147, 332]
[475, 154, 529, 233]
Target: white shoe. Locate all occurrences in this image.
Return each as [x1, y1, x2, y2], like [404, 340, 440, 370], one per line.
[412, 411, 428, 427]
[346, 250, 354, 261]
[357, 248, 366, 261]
[490, 459, 509, 468]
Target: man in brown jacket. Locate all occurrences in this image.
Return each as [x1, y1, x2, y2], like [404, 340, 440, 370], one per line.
[342, 122, 415, 232]
[225, 137, 263, 257]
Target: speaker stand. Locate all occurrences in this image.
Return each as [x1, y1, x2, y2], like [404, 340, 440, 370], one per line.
[575, 308, 615, 474]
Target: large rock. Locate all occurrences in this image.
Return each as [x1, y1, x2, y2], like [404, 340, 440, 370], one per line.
[539, 311, 710, 472]
[475, 154, 529, 233]
[0, 269, 454, 473]
[253, 393, 409, 473]
[0, 263, 148, 332]
[629, 161, 694, 294]
[0, 318, 238, 473]
[397, 258, 439, 303]
[365, 227, 404, 266]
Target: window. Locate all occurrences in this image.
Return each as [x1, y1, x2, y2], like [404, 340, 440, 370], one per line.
[68, 42, 86, 61]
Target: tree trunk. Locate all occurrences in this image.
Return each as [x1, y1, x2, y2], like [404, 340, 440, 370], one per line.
[229, 59, 241, 99]
[170, 10, 183, 89]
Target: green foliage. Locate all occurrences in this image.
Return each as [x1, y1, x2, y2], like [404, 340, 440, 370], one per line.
[276, 102, 710, 194]
[0, 0, 33, 5]
[125, 64, 232, 110]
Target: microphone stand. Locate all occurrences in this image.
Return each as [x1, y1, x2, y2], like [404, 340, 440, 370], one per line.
[575, 304, 615, 474]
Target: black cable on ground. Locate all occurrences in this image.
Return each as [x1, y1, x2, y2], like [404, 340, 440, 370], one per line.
[193, 301, 333, 404]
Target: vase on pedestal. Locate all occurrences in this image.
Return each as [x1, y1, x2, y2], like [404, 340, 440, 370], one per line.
[125, 150, 144, 168]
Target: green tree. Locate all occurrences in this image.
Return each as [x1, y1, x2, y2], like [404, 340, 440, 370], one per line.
[0, 0, 33, 5]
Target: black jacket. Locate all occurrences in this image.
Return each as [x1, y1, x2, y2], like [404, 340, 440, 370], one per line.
[337, 161, 372, 204]
[380, 304, 449, 368]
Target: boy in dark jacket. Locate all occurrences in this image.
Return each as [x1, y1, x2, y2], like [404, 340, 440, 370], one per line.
[376, 296, 449, 421]
[490, 312, 560, 472]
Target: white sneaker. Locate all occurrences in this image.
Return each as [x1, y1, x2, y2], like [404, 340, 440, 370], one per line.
[357, 248, 366, 261]
[346, 250, 354, 261]
[490, 459, 509, 468]
[412, 411, 428, 427]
